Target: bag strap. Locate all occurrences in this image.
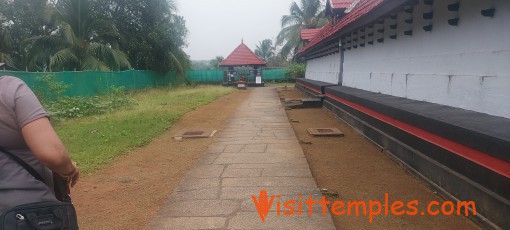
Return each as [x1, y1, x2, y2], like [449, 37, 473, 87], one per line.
[0, 146, 45, 183]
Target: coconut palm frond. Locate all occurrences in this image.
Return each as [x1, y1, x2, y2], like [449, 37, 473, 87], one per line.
[28, 50, 53, 71]
[81, 55, 102, 70]
[281, 14, 302, 29]
[50, 47, 79, 69]
[277, 0, 328, 58]
[0, 52, 14, 68]
[60, 23, 80, 47]
[167, 0, 178, 13]
[88, 43, 131, 71]
[0, 29, 15, 68]
[289, 2, 304, 19]
[255, 39, 275, 61]
[112, 49, 132, 70]
[167, 51, 184, 75]
[26, 35, 67, 48]
[276, 24, 301, 45]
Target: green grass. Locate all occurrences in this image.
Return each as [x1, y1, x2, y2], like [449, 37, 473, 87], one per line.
[54, 86, 236, 173]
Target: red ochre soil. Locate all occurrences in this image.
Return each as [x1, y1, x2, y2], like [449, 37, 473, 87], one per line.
[278, 86, 479, 229]
[72, 89, 251, 229]
[72, 86, 479, 229]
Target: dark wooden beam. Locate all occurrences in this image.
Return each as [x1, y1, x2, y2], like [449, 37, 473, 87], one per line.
[307, 42, 339, 57]
[306, 47, 340, 60]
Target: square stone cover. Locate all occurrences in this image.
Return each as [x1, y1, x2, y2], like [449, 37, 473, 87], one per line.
[307, 128, 344, 137]
[175, 130, 217, 138]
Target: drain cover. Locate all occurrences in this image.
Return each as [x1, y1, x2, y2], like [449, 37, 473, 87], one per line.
[316, 129, 333, 133]
[175, 130, 217, 138]
[183, 131, 205, 136]
[307, 128, 344, 137]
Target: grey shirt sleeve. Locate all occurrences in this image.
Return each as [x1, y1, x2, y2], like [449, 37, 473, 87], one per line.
[0, 76, 49, 150]
[11, 77, 48, 128]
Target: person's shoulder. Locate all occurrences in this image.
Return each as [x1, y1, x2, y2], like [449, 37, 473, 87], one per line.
[0, 76, 29, 95]
[0, 76, 26, 86]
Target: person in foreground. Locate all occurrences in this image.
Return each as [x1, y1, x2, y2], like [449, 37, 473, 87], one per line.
[0, 76, 79, 212]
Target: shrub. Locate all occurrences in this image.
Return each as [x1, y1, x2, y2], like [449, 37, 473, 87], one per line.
[44, 95, 135, 119]
[34, 75, 71, 102]
[284, 63, 306, 79]
[34, 76, 136, 120]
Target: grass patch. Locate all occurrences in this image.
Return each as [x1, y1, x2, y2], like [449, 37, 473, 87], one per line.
[54, 86, 235, 173]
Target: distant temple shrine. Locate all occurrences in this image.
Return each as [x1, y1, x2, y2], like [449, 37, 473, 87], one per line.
[219, 40, 267, 87]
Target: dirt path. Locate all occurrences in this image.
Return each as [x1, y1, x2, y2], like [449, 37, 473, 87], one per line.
[278, 87, 479, 229]
[72, 85, 480, 229]
[72, 89, 251, 230]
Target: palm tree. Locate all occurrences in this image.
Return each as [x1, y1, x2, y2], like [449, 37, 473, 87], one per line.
[276, 0, 329, 59]
[255, 39, 275, 62]
[27, 0, 131, 71]
[0, 29, 14, 68]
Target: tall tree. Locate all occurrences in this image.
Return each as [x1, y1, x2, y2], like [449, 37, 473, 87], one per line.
[0, 29, 14, 68]
[276, 0, 329, 59]
[209, 56, 224, 69]
[0, 0, 50, 70]
[97, 0, 190, 75]
[255, 39, 275, 62]
[27, 0, 131, 71]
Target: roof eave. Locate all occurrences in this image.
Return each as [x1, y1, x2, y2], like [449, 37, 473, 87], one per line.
[219, 63, 267, 68]
[297, 0, 416, 59]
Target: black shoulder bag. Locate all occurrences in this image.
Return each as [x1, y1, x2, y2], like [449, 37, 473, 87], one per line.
[0, 147, 79, 230]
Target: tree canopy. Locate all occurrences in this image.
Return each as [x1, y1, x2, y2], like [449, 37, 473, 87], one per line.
[276, 0, 329, 59]
[255, 39, 275, 62]
[0, 0, 189, 74]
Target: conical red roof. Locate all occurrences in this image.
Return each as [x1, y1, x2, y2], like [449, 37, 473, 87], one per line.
[219, 41, 266, 67]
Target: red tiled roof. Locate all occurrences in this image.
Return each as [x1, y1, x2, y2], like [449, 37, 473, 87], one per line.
[331, 0, 355, 9]
[301, 28, 323, 41]
[219, 42, 266, 67]
[297, 0, 384, 56]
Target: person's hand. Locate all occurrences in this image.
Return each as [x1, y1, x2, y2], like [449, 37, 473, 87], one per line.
[69, 166, 80, 187]
[61, 161, 80, 187]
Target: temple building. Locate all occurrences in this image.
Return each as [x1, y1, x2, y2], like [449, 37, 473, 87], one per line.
[295, 0, 510, 228]
[219, 40, 266, 86]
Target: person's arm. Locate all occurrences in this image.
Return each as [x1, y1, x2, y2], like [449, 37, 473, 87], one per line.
[21, 117, 79, 187]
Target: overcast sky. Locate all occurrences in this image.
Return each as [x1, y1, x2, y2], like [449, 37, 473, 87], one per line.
[177, 0, 295, 61]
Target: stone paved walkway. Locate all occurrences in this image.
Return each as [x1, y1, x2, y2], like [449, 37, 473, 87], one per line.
[148, 87, 335, 229]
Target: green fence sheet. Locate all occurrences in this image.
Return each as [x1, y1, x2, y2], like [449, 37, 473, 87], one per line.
[186, 68, 288, 83]
[0, 68, 288, 97]
[0, 70, 174, 97]
[262, 69, 287, 81]
[186, 70, 224, 83]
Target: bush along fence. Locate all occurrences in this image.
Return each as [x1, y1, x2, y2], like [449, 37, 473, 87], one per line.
[0, 70, 175, 97]
[0, 68, 290, 98]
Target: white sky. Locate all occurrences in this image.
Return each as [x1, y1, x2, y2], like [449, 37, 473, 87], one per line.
[176, 0, 295, 61]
